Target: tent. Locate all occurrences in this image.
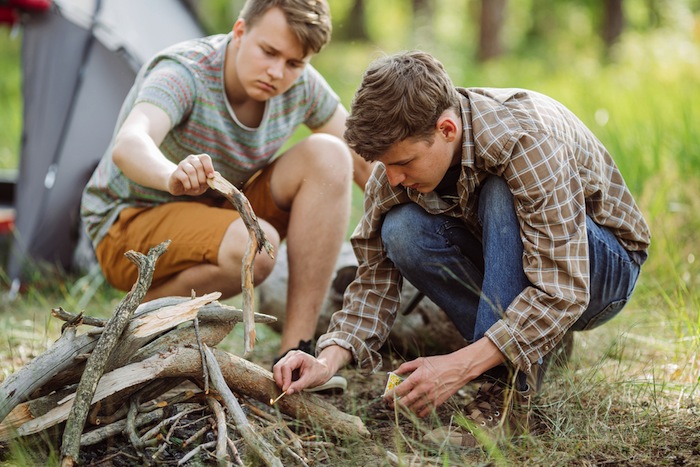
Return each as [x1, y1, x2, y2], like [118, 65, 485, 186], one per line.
[6, 0, 204, 292]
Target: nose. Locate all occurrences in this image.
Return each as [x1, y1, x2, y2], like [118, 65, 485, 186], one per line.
[267, 58, 284, 80]
[385, 166, 405, 187]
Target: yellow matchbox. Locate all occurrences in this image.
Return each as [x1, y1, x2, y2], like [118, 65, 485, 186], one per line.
[383, 371, 406, 396]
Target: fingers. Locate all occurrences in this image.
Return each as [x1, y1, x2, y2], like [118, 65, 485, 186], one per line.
[179, 155, 208, 190]
[171, 154, 214, 195]
[392, 382, 440, 418]
[272, 351, 323, 395]
[395, 359, 421, 375]
[383, 363, 447, 418]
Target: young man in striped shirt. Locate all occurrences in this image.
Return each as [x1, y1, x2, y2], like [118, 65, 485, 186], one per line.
[273, 51, 650, 445]
[81, 0, 372, 391]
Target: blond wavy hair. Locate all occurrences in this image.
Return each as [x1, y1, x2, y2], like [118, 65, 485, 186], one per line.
[240, 0, 332, 55]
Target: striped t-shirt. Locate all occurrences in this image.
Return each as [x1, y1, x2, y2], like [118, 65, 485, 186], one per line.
[81, 33, 340, 248]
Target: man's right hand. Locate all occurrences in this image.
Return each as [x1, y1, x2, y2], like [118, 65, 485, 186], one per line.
[168, 154, 216, 196]
[113, 103, 217, 194]
[273, 344, 353, 395]
[273, 350, 333, 395]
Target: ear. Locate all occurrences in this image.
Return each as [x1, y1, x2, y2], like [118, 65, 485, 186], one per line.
[232, 18, 246, 42]
[436, 112, 459, 142]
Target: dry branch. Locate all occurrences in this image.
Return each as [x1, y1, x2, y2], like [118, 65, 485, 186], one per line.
[107, 292, 221, 370]
[0, 326, 100, 423]
[5, 347, 368, 443]
[207, 171, 275, 357]
[60, 240, 170, 466]
[0, 300, 276, 436]
[203, 345, 282, 467]
[206, 396, 231, 466]
[52, 307, 107, 327]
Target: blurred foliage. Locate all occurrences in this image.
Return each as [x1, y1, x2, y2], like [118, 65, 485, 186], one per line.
[0, 0, 699, 292]
[1, 0, 699, 171]
[0, 28, 21, 171]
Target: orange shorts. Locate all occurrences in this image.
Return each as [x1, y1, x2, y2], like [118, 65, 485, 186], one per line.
[95, 163, 289, 291]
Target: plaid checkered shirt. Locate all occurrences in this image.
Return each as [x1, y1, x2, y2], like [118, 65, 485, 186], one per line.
[317, 88, 650, 375]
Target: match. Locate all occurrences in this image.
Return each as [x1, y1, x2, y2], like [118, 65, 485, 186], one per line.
[269, 390, 287, 406]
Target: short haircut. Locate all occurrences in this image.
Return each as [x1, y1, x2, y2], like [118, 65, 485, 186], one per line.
[345, 51, 460, 161]
[239, 0, 332, 55]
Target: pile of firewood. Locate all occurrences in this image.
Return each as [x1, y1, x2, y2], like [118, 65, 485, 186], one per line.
[0, 243, 368, 465]
[0, 174, 370, 465]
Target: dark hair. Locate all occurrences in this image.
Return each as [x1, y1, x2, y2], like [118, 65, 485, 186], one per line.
[240, 0, 332, 55]
[345, 51, 460, 161]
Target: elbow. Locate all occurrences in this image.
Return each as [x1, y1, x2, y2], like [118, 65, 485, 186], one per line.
[111, 131, 132, 170]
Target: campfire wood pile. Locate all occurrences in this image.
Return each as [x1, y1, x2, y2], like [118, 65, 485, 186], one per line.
[0, 173, 370, 466]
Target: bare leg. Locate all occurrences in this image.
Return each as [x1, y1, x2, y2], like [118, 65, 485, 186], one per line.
[144, 218, 280, 301]
[270, 134, 353, 355]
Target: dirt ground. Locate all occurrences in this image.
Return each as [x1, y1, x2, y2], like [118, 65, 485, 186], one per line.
[69, 345, 700, 466]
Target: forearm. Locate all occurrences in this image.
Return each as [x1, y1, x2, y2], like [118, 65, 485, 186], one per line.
[457, 336, 506, 381]
[112, 129, 175, 191]
[317, 345, 353, 375]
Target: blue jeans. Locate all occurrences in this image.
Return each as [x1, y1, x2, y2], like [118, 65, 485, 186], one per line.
[382, 176, 641, 350]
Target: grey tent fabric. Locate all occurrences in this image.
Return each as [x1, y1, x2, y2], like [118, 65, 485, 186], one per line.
[7, 0, 204, 285]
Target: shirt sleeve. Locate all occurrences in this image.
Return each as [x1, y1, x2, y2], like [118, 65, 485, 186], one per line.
[135, 59, 197, 128]
[484, 131, 590, 374]
[300, 65, 341, 130]
[316, 167, 408, 373]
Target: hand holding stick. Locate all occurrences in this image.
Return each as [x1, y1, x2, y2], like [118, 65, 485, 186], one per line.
[207, 172, 275, 357]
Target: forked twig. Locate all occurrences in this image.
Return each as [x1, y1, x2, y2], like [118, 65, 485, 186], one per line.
[207, 172, 275, 358]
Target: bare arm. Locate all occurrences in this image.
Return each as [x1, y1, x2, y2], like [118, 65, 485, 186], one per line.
[314, 104, 375, 189]
[112, 102, 215, 196]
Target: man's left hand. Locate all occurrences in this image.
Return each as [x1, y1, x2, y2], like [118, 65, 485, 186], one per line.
[383, 337, 506, 417]
[383, 354, 471, 417]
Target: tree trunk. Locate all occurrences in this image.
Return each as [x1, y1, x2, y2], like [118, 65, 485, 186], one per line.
[345, 0, 369, 41]
[477, 0, 507, 62]
[602, 0, 624, 52]
[412, 0, 435, 48]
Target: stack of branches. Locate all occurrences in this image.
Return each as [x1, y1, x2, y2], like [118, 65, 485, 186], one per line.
[0, 173, 370, 466]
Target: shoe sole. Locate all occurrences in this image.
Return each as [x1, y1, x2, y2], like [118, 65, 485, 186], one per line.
[304, 375, 347, 393]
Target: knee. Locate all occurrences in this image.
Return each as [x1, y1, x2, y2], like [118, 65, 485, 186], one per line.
[302, 134, 353, 185]
[252, 221, 280, 283]
[381, 204, 429, 267]
[219, 219, 280, 283]
[478, 176, 515, 224]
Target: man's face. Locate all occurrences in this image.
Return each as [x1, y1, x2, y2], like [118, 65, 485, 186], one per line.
[231, 7, 310, 101]
[379, 135, 457, 194]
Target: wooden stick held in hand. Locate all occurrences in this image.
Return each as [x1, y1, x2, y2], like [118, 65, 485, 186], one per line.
[207, 172, 275, 357]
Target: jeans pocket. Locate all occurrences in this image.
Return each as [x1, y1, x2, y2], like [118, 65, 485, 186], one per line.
[578, 298, 628, 331]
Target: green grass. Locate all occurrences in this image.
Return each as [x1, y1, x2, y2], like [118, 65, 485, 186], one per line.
[0, 31, 22, 170]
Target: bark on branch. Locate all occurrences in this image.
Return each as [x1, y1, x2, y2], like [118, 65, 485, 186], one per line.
[203, 345, 282, 467]
[207, 172, 275, 358]
[60, 240, 170, 466]
[9, 347, 368, 442]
